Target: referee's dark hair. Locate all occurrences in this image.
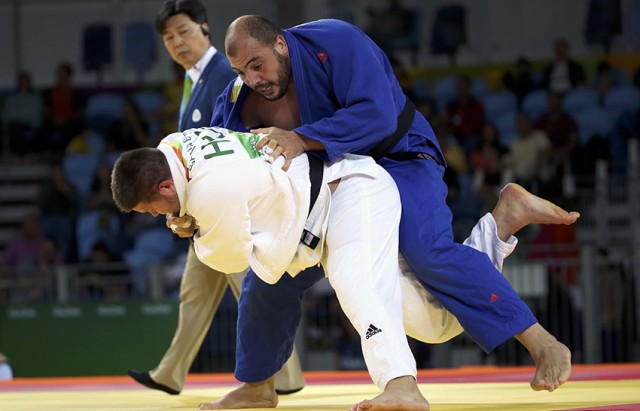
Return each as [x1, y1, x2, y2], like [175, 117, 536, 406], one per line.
[156, 0, 209, 38]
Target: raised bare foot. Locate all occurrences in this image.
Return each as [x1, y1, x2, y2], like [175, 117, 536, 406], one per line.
[349, 376, 430, 411]
[516, 323, 572, 393]
[530, 341, 572, 392]
[493, 183, 580, 240]
[197, 380, 278, 410]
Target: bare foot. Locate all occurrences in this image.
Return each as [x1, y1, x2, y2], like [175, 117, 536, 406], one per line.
[349, 376, 430, 411]
[529, 342, 572, 392]
[493, 183, 580, 241]
[197, 379, 278, 410]
[516, 323, 572, 392]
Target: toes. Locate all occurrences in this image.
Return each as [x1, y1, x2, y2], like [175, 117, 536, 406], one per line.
[353, 400, 373, 411]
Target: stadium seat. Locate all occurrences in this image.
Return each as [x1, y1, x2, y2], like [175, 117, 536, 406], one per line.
[481, 91, 518, 124]
[386, 9, 422, 66]
[131, 90, 167, 115]
[562, 87, 599, 117]
[85, 92, 125, 132]
[82, 23, 112, 83]
[521, 89, 549, 122]
[76, 210, 121, 262]
[493, 109, 519, 147]
[603, 85, 640, 117]
[430, 4, 467, 64]
[124, 227, 176, 296]
[123, 21, 157, 83]
[471, 77, 489, 99]
[432, 75, 458, 113]
[573, 106, 617, 145]
[62, 153, 100, 198]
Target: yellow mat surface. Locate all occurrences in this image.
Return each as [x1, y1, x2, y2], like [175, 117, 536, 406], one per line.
[2, 365, 640, 411]
[2, 379, 639, 411]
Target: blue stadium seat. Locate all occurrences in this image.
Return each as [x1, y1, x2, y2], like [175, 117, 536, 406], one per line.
[124, 227, 176, 296]
[123, 21, 157, 83]
[432, 75, 458, 113]
[82, 23, 112, 83]
[573, 107, 617, 144]
[430, 4, 467, 64]
[471, 77, 489, 99]
[562, 87, 599, 117]
[76, 210, 121, 262]
[85, 92, 125, 132]
[521, 89, 549, 122]
[387, 9, 422, 66]
[62, 152, 100, 198]
[481, 91, 518, 124]
[603, 85, 640, 117]
[131, 90, 167, 115]
[493, 109, 519, 147]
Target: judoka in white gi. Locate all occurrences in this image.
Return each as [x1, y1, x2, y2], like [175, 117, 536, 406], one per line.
[111, 126, 578, 407]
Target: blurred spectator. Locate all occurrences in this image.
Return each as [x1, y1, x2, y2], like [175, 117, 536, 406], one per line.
[37, 162, 78, 260]
[533, 92, 579, 178]
[471, 122, 507, 199]
[78, 241, 129, 301]
[389, 56, 415, 101]
[65, 121, 104, 156]
[2, 214, 55, 266]
[433, 118, 465, 202]
[160, 61, 186, 136]
[444, 75, 486, 157]
[504, 113, 552, 191]
[89, 163, 117, 212]
[542, 38, 587, 95]
[40, 61, 84, 157]
[502, 57, 536, 107]
[1, 214, 63, 303]
[594, 60, 615, 105]
[105, 96, 151, 154]
[416, 97, 437, 123]
[434, 118, 469, 175]
[1, 70, 44, 157]
[0, 353, 13, 380]
[365, 0, 414, 57]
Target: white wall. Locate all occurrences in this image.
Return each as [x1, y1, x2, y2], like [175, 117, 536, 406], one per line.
[0, 0, 628, 90]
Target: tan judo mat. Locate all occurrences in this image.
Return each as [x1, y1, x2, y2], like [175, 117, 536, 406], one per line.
[1, 365, 639, 411]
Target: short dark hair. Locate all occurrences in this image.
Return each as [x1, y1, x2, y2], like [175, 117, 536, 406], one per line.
[225, 15, 283, 57]
[155, 0, 208, 34]
[110, 148, 171, 213]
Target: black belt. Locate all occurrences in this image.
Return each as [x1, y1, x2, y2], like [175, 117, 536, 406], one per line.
[367, 98, 415, 161]
[307, 154, 324, 215]
[384, 151, 443, 166]
[300, 154, 324, 250]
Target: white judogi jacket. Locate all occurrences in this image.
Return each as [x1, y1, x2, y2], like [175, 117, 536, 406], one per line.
[158, 126, 380, 284]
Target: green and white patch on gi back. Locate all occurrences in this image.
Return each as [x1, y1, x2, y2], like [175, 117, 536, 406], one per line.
[177, 127, 265, 172]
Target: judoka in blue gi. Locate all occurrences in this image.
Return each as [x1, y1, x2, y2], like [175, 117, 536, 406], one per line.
[198, 15, 576, 410]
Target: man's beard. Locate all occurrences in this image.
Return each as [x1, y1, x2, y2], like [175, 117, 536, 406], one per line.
[259, 48, 291, 101]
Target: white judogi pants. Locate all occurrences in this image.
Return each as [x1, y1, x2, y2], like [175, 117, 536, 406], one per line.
[324, 168, 516, 391]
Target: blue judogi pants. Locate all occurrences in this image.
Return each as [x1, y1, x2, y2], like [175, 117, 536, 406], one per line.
[235, 158, 537, 383]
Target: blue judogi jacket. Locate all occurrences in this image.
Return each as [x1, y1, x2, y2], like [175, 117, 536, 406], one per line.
[211, 19, 444, 165]
[180, 51, 237, 132]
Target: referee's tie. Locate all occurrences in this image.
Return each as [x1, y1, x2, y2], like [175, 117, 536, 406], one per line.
[179, 73, 193, 127]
